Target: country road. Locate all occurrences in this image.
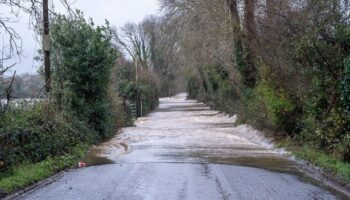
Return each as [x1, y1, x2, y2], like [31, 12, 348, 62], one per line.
[18, 94, 347, 200]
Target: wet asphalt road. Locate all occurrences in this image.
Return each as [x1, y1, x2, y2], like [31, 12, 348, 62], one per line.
[19, 94, 347, 200]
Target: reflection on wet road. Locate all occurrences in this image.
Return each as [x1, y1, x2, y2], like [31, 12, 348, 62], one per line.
[20, 94, 347, 200]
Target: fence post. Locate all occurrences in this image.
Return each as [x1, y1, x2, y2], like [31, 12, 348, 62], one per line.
[141, 100, 143, 117]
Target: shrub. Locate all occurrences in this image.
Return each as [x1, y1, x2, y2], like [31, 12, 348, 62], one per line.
[204, 66, 239, 112]
[301, 107, 350, 161]
[139, 75, 160, 114]
[112, 60, 159, 117]
[187, 75, 201, 99]
[0, 102, 96, 172]
[51, 13, 117, 138]
[242, 82, 296, 132]
[341, 56, 350, 113]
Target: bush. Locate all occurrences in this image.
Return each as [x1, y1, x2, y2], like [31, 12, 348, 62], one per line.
[0, 102, 96, 172]
[301, 108, 350, 161]
[0, 12, 136, 182]
[139, 73, 160, 114]
[187, 75, 201, 99]
[51, 13, 117, 138]
[108, 88, 133, 128]
[294, 23, 350, 161]
[0, 144, 89, 193]
[341, 56, 350, 113]
[112, 60, 159, 117]
[186, 66, 240, 113]
[242, 82, 296, 132]
[256, 83, 295, 128]
[209, 68, 239, 112]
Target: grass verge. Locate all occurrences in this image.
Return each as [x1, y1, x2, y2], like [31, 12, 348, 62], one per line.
[277, 139, 350, 183]
[0, 144, 89, 194]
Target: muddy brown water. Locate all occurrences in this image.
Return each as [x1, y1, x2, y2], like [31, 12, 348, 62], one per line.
[78, 93, 348, 199]
[83, 94, 289, 169]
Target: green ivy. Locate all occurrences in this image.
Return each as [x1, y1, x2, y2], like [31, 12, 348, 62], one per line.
[341, 56, 350, 112]
[51, 13, 117, 138]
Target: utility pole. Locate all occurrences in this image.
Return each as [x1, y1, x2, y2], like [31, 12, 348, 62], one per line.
[135, 59, 141, 117]
[43, 0, 51, 93]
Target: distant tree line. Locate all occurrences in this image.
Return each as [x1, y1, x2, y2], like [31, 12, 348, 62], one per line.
[112, 16, 185, 99]
[0, 73, 44, 98]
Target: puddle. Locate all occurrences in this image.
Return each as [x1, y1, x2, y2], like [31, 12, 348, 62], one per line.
[81, 137, 129, 166]
[82, 154, 114, 166]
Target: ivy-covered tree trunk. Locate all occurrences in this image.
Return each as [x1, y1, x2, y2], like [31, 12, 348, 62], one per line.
[226, 0, 241, 65]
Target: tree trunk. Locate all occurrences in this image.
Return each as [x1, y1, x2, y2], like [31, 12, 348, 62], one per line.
[243, 0, 257, 87]
[266, 0, 275, 19]
[244, 0, 256, 42]
[226, 0, 241, 63]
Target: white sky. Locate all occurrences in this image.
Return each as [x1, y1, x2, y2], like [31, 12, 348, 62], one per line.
[1, 0, 160, 75]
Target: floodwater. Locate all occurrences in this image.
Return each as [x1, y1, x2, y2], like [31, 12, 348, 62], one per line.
[84, 93, 293, 172]
[81, 93, 348, 198]
[19, 93, 349, 200]
[0, 98, 43, 107]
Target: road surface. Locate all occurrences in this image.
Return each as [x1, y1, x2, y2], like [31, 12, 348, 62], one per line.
[19, 94, 347, 200]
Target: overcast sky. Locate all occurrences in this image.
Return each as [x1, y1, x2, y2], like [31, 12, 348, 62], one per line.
[1, 0, 160, 75]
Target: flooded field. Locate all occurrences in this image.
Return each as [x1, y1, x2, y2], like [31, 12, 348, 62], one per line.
[0, 98, 43, 107]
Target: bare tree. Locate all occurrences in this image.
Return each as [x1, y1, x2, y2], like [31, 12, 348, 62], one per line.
[0, 0, 74, 112]
[112, 22, 152, 81]
[112, 20, 155, 117]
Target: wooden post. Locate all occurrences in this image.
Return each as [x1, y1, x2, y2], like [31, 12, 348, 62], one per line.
[43, 0, 51, 93]
[135, 59, 141, 117]
[140, 100, 143, 117]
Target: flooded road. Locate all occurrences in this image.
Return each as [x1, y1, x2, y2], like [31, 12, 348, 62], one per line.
[20, 93, 347, 200]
